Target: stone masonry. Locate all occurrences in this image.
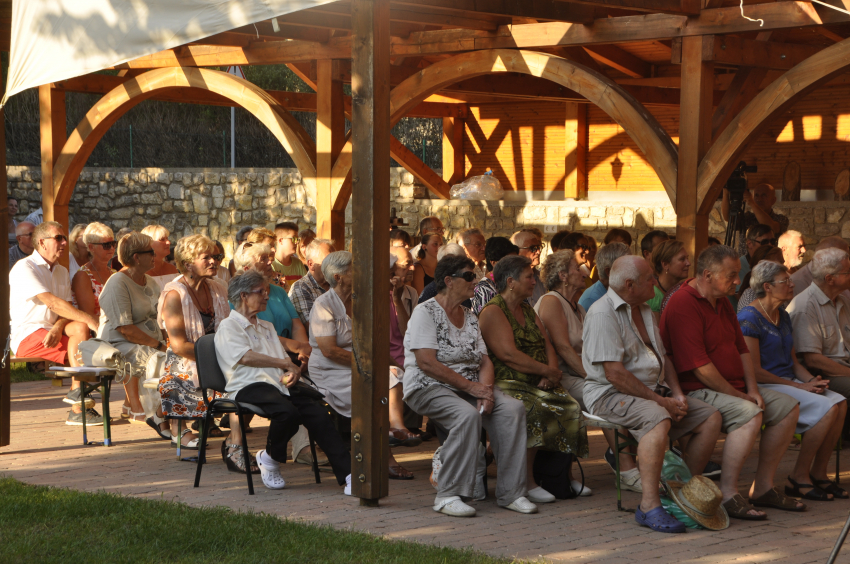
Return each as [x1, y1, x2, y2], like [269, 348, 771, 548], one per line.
[6, 166, 843, 259]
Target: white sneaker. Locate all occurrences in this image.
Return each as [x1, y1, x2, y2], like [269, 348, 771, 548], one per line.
[505, 496, 538, 514]
[344, 474, 352, 496]
[433, 496, 476, 517]
[256, 449, 286, 490]
[619, 468, 643, 493]
[527, 486, 556, 504]
[571, 480, 592, 497]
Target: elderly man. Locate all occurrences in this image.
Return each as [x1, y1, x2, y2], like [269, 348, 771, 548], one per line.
[583, 256, 721, 533]
[737, 224, 775, 291]
[288, 238, 334, 331]
[791, 236, 850, 300]
[661, 245, 802, 519]
[640, 230, 669, 263]
[456, 227, 486, 281]
[722, 182, 789, 255]
[410, 216, 445, 258]
[778, 230, 806, 273]
[216, 270, 352, 492]
[9, 221, 35, 270]
[10, 221, 99, 426]
[787, 248, 850, 405]
[510, 229, 546, 306]
[579, 242, 631, 311]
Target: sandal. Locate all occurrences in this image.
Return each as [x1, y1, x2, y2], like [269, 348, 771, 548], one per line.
[389, 428, 423, 448]
[389, 464, 414, 480]
[120, 405, 132, 420]
[784, 477, 829, 503]
[145, 414, 172, 441]
[723, 493, 768, 520]
[751, 484, 808, 509]
[635, 505, 686, 533]
[221, 441, 260, 474]
[128, 411, 146, 424]
[811, 475, 849, 499]
[171, 428, 201, 450]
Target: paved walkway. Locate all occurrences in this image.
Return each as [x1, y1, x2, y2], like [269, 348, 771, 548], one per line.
[2, 380, 849, 563]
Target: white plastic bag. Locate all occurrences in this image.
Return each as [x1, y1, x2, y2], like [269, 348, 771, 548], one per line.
[450, 171, 504, 200]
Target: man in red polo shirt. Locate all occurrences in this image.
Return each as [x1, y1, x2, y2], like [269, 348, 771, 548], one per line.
[660, 244, 801, 520]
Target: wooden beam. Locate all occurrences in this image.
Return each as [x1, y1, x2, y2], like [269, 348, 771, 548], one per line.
[316, 60, 347, 252]
[676, 36, 713, 269]
[390, 137, 451, 198]
[671, 34, 822, 70]
[0, 67, 9, 449]
[565, 101, 587, 199]
[350, 0, 390, 505]
[442, 115, 466, 185]
[390, 0, 598, 23]
[38, 86, 69, 267]
[557, 0, 700, 15]
[583, 44, 651, 78]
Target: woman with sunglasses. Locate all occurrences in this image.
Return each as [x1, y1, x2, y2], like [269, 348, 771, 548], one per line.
[98, 231, 169, 433]
[479, 255, 588, 505]
[71, 222, 117, 321]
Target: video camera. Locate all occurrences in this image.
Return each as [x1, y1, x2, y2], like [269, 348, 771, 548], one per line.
[724, 161, 757, 247]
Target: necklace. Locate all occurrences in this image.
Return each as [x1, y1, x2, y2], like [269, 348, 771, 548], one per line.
[87, 262, 111, 286]
[555, 287, 579, 313]
[757, 297, 779, 326]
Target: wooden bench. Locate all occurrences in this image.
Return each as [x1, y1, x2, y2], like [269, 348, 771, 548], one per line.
[9, 356, 71, 387]
[582, 411, 639, 512]
[46, 367, 116, 447]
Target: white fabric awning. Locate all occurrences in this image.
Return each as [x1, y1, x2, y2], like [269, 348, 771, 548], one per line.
[3, 0, 337, 106]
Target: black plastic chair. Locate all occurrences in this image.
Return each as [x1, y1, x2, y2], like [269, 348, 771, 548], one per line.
[192, 334, 321, 494]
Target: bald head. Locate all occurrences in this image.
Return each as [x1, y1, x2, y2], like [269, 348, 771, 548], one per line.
[390, 245, 414, 277]
[816, 236, 850, 254]
[511, 230, 542, 267]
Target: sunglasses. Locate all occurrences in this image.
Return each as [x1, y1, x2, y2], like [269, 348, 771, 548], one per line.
[135, 249, 155, 256]
[450, 271, 477, 282]
[753, 238, 778, 246]
[279, 236, 300, 244]
[92, 241, 117, 250]
[40, 234, 67, 243]
[520, 245, 543, 254]
[212, 253, 225, 261]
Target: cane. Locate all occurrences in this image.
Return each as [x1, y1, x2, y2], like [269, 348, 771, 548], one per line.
[826, 509, 850, 564]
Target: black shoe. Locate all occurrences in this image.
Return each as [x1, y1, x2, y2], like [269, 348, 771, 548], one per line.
[62, 388, 95, 408]
[66, 408, 104, 426]
[702, 460, 722, 479]
[407, 427, 433, 441]
[604, 448, 617, 474]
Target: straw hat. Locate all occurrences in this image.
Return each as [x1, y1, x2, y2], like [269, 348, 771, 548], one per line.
[667, 476, 729, 531]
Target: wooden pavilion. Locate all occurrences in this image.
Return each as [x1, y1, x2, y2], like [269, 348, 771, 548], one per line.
[2, 0, 850, 507]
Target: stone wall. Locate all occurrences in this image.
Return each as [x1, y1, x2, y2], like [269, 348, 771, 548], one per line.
[6, 165, 843, 258]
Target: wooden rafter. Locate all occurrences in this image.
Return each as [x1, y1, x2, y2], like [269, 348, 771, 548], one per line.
[389, 0, 598, 23]
[556, 0, 700, 15]
[671, 35, 822, 71]
[583, 44, 651, 78]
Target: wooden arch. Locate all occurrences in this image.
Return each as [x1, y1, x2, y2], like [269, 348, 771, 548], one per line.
[331, 49, 680, 208]
[53, 67, 317, 207]
[697, 37, 850, 214]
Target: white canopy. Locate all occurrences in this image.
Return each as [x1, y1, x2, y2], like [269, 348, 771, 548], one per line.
[3, 0, 336, 106]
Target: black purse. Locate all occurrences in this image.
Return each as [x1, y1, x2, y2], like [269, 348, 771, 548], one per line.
[289, 380, 325, 402]
[532, 450, 581, 499]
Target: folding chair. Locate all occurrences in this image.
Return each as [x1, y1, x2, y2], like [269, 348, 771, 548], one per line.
[582, 411, 638, 512]
[192, 334, 320, 495]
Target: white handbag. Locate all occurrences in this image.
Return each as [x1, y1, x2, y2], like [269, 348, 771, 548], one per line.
[76, 338, 132, 385]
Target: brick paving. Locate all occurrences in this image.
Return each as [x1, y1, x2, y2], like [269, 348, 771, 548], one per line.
[2, 380, 850, 563]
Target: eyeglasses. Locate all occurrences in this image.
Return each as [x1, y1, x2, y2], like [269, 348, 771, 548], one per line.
[245, 288, 270, 298]
[520, 245, 543, 254]
[212, 253, 225, 261]
[92, 241, 117, 250]
[135, 249, 155, 256]
[450, 271, 477, 282]
[753, 238, 778, 246]
[833, 271, 850, 278]
[18, 232, 33, 239]
[279, 236, 300, 244]
[769, 278, 792, 286]
[40, 234, 67, 243]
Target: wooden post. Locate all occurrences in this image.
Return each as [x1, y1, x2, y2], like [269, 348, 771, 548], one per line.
[0, 70, 10, 448]
[39, 85, 68, 266]
[350, 0, 390, 505]
[565, 102, 587, 200]
[441, 115, 465, 185]
[676, 36, 713, 267]
[316, 59, 346, 251]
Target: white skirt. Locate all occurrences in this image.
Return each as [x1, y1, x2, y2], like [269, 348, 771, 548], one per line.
[758, 380, 845, 434]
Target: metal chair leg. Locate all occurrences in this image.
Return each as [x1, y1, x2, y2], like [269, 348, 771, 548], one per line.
[480, 429, 488, 495]
[101, 378, 112, 447]
[80, 382, 89, 446]
[237, 410, 254, 495]
[194, 413, 211, 488]
[175, 419, 183, 461]
[308, 431, 321, 484]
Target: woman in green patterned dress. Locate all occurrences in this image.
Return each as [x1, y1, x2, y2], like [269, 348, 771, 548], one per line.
[479, 255, 589, 503]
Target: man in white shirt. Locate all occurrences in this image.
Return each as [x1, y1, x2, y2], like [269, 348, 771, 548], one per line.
[10, 221, 99, 425]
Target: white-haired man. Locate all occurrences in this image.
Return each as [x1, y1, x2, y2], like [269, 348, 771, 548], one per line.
[778, 230, 806, 273]
[583, 256, 721, 533]
[791, 236, 850, 299]
[787, 247, 850, 404]
[456, 228, 486, 281]
[10, 221, 100, 425]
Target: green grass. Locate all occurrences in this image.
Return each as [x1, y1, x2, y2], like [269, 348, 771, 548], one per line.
[9, 362, 46, 383]
[0, 477, 514, 564]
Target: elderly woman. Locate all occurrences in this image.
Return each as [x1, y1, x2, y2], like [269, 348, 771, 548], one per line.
[308, 251, 417, 479]
[72, 222, 117, 320]
[404, 255, 534, 517]
[215, 270, 352, 492]
[737, 245, 785, 313]
[158, 235, 234, 451]
[412, 232, 443, 295]
[479, 255, 589, 505]
[471, 237, 519, 315]
[245, 227, 288, 289]
[739, 261, 847, 501]
[68, 223, 89, 280]
[648, 240, 691, 314]
[97, 231, 168, 435]
[232, 242, 311, 360]
[141, 224, 179, 289]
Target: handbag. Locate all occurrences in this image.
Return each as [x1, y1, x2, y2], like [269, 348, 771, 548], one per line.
[532, 450, 579, 499]
[289, 380, 325, 402]
[76, 338, 132, 385]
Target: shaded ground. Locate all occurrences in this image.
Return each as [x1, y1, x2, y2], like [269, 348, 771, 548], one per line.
[1, 380, 848, 563]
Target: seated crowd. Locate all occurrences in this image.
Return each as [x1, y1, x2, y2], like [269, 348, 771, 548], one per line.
[9, 209, 850, 531]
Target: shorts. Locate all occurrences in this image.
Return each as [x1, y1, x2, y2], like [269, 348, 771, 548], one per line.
[590, 386, 717, 443]
[687, 387, 798, 434]
[15, 329, 69, 365]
